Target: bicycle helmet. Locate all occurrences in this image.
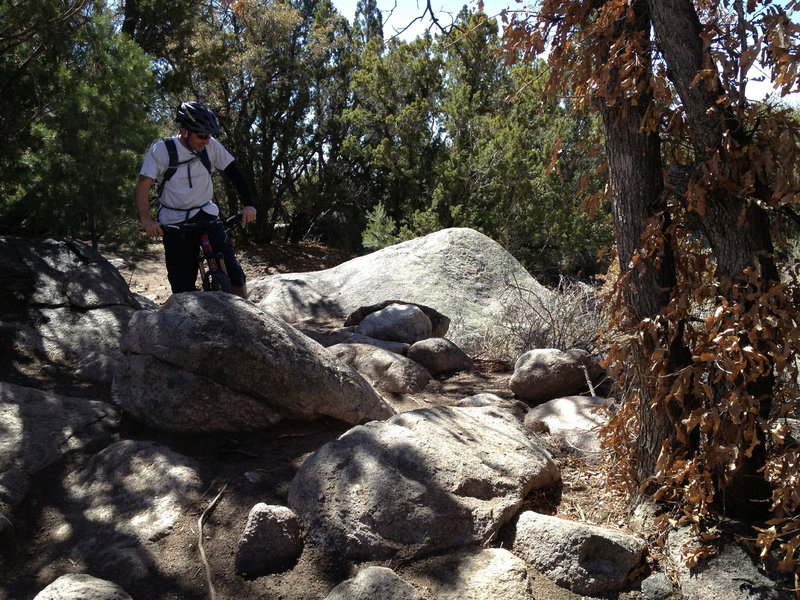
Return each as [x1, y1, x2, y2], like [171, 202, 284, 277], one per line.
[175, 101, 221, 134]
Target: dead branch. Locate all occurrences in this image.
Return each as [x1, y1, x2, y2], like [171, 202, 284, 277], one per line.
[198, 484, 228, 600]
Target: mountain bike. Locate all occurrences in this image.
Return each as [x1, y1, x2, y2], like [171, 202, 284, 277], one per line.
[163, 214, 241, 293]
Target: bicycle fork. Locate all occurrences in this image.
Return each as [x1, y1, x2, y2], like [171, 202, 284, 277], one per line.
[198, 232, 228, 280]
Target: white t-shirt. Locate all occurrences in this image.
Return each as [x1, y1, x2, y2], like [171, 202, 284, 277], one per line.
[139, 135, 235, 225]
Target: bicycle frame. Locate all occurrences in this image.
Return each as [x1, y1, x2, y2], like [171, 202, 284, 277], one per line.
[164, 214, 240, 293]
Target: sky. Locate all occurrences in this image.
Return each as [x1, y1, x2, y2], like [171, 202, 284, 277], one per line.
[329, 0, 522, 41]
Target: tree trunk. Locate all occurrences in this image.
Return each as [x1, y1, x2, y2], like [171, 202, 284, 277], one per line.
[647, 0, 777, 517]
[647, 0, 778, 280]
[599, 98, 683, 481]
[600, 104, 673, 318]
[594, 0, 680, 482]
[121, 0, 139, 38]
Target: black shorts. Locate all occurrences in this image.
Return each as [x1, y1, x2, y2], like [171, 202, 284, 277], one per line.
[162, 211, 245, 293]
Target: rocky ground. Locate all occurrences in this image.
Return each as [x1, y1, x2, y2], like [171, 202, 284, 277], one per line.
[1, 237, 673, 600]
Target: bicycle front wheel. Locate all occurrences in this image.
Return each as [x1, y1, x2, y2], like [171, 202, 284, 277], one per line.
[203, 270, 233, 293]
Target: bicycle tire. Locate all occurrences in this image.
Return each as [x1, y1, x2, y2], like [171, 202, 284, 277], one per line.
[203, 270, 233, 293]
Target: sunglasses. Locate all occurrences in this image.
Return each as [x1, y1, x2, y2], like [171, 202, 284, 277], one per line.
[194, 133, 211, 140]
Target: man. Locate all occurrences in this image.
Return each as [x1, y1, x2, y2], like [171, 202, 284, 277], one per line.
[135, 101, 257, 298]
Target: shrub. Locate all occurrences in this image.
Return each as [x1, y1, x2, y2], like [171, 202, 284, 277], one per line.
[453, 275, 605, 363]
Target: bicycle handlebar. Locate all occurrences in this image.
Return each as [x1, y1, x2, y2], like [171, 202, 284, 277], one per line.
[162, 213, 242, 231]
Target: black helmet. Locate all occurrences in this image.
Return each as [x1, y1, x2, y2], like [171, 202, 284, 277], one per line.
[175, 101, 221, 134]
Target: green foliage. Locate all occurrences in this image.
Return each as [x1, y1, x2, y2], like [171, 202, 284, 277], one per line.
[467, 80, 611, 277]
[0, 0, 614, 277]
[183, 0, 357, 242]
[343, 34, 445, 224]
[354, 0, 382, 47]
[0, 0, 89, 204]
[3, 2, 159, 246]
[434, 12, 611, 277]
[117, 0, 200, 93]
[361, 202, 398, 249]
[397, 208, 442, 242]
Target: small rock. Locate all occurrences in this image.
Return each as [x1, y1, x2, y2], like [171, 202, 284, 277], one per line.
[330, 343, 431, 394]
[235, 504, 303, 577]
[524, 395, 609, 460]
[641, 572, 673, 600]
[510, 348, 602, 403]
[512, 511, 645, 595]
[107, 258, 128, 270]
[32, 573, 132, 600]
[244, 471, 265, 484]
[402, 547, 532, 600]
[407, 337, 473, 375]
[356, 304, 432, 344]
[325, 566, 424, 600]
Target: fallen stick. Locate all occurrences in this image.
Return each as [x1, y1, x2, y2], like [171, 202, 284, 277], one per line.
[198, 484, 228, 600]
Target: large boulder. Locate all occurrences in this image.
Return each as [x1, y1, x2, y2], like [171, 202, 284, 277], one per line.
[666, 525, 794, 600]
[0, 381, 118, 475]
[249, 228, 556, 347]
[288, 405, 559, 561]
[0, 237, 146, 382]
[112, 292, 394, 432]
[63, 440, 203, 586]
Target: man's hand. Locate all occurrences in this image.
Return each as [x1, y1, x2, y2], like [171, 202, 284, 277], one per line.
[240, 205, 257, 226]
[140, 217, 163, 238]
[134, 175, 162, 238]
